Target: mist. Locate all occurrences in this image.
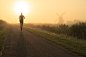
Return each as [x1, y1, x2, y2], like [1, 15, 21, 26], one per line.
[0, 0, 86, 24]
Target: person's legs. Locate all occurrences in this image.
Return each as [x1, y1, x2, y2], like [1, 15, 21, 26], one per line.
[20, 20, 23, 27]
[21, 21, 23, 26]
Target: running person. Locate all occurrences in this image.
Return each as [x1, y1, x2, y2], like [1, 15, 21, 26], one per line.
[19, 12, 25, 27]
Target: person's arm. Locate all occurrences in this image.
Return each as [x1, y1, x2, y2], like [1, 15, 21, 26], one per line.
[24, 16, 25, 19]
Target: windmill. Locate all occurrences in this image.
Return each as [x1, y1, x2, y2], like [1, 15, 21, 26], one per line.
[55, 12, 65, 24]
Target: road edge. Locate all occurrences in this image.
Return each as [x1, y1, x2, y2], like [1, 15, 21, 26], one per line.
[0, 25, 10, 56]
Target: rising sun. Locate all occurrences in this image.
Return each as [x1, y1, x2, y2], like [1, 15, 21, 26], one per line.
[15, 1, 29, 15]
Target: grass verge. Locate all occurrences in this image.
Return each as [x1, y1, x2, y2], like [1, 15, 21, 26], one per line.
[23, 26, 86, 57]
[0, 22, 9, 55]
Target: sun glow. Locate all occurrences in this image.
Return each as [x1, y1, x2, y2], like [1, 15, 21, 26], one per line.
[15, 1, 29, 15]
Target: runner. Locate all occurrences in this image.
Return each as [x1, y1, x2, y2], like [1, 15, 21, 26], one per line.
[19, 12, 25, 31]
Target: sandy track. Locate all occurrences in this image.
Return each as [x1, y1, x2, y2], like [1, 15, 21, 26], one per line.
[1, 25, 82, 57]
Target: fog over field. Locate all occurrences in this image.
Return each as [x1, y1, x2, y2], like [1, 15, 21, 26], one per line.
[0, 1, 86, 56]
[0, 0, 86, 24]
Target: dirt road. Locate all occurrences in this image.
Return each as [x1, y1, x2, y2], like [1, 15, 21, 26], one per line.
[1, 25, 82, 57]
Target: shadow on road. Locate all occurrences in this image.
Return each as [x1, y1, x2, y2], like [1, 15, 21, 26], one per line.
[16, 32, 28, 57]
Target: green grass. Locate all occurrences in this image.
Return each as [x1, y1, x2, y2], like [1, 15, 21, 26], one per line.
[23, 26, 86, 57]
[0, 21, 9, 54]
[24, 22, 86, 39]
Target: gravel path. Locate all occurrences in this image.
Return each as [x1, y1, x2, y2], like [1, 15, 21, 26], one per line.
[1, 25, 82, 57]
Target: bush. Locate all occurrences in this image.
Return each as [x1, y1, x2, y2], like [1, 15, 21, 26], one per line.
[68, 22, 86, 39]
[25, 22, 86, 40]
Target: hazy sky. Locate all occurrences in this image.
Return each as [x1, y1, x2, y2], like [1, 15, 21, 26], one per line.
[0, 0, 86, 23]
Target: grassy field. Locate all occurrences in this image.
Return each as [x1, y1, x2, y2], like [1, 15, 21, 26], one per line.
[0, 20, 9, 55]
[24, 22, 86, 39]
[23, 25, 86, 57]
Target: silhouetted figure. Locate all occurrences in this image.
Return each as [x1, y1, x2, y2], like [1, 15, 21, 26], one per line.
[19, 12, 25, 26]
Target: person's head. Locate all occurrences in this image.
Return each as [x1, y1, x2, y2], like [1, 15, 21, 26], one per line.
[21, 12, 23, 15]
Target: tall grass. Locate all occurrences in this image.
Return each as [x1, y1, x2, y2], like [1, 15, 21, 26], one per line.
[24, 22, 86, 40]
[68, 22, 86, 39]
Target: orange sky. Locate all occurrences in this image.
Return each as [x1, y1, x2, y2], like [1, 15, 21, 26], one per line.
[0, 0, 86, 23]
